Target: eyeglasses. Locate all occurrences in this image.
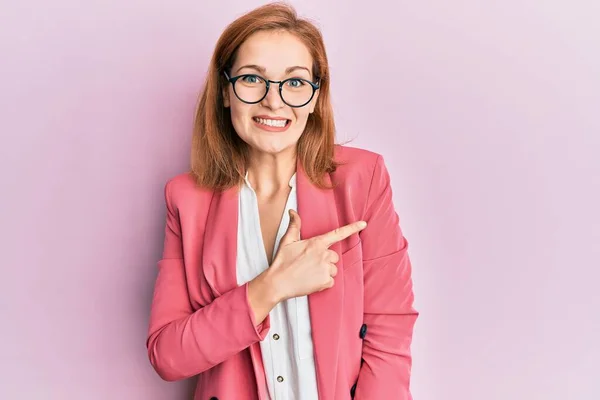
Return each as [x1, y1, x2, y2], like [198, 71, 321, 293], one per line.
[223, 71, 320, 108]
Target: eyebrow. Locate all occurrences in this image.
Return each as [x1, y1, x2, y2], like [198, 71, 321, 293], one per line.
[235, 64, 311, 77]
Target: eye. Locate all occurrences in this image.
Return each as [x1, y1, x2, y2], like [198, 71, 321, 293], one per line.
[286, 78, 305, 88]
[241, 75, 263, 84]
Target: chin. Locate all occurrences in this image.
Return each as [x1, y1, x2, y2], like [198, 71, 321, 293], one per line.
[250, 138, 299, 155]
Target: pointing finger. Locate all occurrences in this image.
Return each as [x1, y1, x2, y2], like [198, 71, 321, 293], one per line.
[318, 220, 367, 248]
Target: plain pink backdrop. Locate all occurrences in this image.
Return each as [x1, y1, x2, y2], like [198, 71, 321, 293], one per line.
[1, 0, 598, 399]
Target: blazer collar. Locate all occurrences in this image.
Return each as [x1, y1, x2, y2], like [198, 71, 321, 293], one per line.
[202, 157, 344, 400]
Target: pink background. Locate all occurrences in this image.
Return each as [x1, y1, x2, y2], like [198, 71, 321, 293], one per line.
[1, 0, 598, 399]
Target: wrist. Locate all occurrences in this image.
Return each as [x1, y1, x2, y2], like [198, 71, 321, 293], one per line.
[259, 268, 286, 304]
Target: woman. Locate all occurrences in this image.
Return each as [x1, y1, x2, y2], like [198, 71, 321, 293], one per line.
[146, 2, 418, 399]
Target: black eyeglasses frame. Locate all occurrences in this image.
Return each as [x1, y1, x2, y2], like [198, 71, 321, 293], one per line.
[223, 70, 320, 108]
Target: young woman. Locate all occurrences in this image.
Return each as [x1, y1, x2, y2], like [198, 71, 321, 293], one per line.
[146, 3, 418, 399]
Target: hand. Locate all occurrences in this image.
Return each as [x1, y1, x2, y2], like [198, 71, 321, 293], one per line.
[266, 209, 367, 301]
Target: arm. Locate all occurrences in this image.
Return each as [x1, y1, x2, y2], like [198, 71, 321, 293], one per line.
[146, 179, 274, 381]
[355, 155, 419, 399]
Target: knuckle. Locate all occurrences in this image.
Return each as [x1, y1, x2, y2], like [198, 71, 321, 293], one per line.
[308, 238, 321, 249]
[330, 250, 340, 263]
[316, 236, 329, 248]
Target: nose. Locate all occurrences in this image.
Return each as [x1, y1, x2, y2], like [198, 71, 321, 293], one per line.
[260, 81, 285, 110]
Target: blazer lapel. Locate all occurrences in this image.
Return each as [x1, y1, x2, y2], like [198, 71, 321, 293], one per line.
[201, 184, 270, 399]
[296, 159, 344, 400]
[202, 185, 239, 297]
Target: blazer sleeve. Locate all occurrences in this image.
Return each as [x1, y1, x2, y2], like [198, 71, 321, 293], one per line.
[146, 179, 271, 381]
[355, 155, 419, 399]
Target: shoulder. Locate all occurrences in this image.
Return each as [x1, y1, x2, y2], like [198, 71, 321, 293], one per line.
[333, 143, 380, 163]
[332, 144, 396, 215]
[162, 171, 213, 209]
[332, 144, 388, 185]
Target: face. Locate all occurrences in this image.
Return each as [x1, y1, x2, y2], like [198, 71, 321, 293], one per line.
[223, 30, 319, 156]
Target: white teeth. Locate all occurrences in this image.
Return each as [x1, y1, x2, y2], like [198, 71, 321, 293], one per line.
[254, 117, 288, 127]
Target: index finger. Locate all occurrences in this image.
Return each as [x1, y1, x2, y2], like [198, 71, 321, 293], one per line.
[317, 220, 367, 248]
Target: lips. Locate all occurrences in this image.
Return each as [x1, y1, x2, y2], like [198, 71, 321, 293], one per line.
[253, 115, 289, 120]
[252, 116, 292, 132]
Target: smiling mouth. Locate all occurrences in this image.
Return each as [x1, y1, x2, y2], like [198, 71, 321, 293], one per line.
[252, 117, 291, 128]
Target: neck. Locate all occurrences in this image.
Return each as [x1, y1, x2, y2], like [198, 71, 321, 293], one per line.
[246, 147, 297, 195]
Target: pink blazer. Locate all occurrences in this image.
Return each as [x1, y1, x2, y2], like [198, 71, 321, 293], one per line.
[146, 145, 418, 400]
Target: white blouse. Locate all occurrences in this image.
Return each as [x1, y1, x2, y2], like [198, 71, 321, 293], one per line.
[236, 170, 319, 400]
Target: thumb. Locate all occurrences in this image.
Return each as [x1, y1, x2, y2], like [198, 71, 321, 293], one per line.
[279, 209, 301, 247]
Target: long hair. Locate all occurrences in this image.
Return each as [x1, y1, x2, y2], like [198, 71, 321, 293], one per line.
[190, 2, 340, 191]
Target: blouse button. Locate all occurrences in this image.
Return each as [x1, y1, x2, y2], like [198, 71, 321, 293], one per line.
[273, 333, 280, 340]
[277, 376, 284, 383]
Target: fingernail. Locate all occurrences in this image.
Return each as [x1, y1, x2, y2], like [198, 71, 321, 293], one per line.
[358, 221, 367, 229]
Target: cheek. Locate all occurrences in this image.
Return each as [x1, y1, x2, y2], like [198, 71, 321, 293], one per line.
[229, 104, 251, 130]
[293, 109, 311, 125]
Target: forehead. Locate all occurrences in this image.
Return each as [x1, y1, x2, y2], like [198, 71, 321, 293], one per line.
[233, 30, 313, 75]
